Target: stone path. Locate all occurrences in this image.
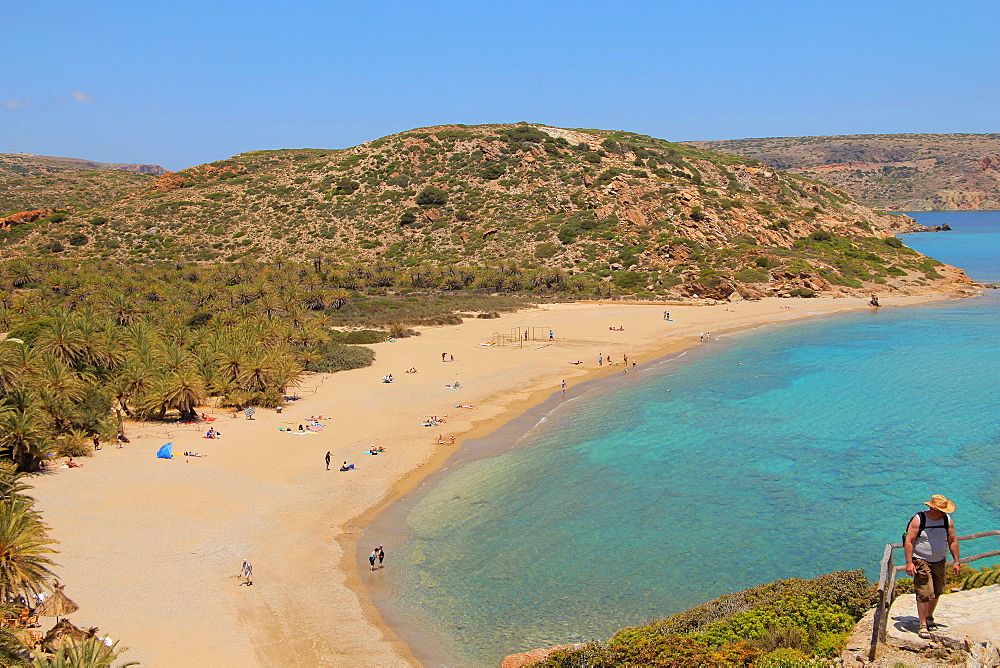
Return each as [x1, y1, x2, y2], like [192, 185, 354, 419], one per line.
[885, 585, 1000, 666]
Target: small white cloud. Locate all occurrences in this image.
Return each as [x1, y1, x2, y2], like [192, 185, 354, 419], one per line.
[71, 90, 94, 104]
[4, 98, 31, 110]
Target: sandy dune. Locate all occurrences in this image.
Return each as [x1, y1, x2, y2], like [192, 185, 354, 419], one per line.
[31, 296, 952, 666]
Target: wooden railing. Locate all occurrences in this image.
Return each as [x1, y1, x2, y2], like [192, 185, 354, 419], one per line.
[868, 529, 1000, 660]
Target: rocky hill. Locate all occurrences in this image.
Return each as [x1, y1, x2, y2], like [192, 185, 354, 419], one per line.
[0, 124, 974, 300]
[686, 133, 1000, 211]
[0, 153, 161, 216]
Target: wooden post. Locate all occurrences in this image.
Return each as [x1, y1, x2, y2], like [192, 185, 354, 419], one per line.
[869, 543, 894, 661]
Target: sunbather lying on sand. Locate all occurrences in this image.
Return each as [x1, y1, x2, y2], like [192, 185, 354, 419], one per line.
[455, 404, 476, 409]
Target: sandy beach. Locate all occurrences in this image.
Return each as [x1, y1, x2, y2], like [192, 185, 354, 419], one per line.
[30, 294, 962, 666]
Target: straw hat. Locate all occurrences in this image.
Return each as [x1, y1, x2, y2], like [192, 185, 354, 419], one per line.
[923, 494, 956, 513]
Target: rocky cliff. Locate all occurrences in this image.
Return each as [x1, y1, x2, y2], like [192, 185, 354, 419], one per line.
[686, 133, 1000, 211]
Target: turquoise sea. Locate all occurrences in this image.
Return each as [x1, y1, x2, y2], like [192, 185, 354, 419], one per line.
[368, 211, 1000, 666]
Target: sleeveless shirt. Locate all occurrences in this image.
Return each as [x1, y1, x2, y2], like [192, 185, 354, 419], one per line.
[912, 513, 950, 562]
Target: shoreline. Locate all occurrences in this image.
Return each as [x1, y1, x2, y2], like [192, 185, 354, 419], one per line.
[29, 291, 972, 666]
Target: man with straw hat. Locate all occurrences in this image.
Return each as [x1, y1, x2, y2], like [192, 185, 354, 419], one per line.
[903, 494, 960, 639]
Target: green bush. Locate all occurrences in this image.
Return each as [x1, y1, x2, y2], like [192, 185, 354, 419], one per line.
[694, 594, 854, 648]
[884, 237, 904, 248]
[311, 342, 376, 372]
[416, 186, 448, 206]
[480, 163, 505, 180]
[735, 268, 769, 283]
[809, 230, 833, 242]
[534, 243, 559, 259]
[329, 329, 387, 344]
[557, 226, 577, 245]
[68, 232, 89, 246]
[788, 287, 815, 298]
[89, 216, 110, 226]
[613, 271, 645, 289]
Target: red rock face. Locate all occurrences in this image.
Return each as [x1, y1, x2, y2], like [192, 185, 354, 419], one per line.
[977, 155, 1000, 172]
[502, 643, 588, 668]
[151, 172, 186, 192]
[0, 208, 55, 229]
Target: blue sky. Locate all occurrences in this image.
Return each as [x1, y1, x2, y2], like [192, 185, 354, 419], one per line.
[3, 0, 997, 170]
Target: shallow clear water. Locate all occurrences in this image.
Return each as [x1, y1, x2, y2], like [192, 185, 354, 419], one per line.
[375, 211, 1000, 666]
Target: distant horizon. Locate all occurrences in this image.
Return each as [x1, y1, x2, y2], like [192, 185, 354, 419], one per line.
[8, 124, 1000, 173]
[6, 1, 996, 171]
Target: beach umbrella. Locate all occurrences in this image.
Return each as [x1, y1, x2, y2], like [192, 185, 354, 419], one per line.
[35, 582, 79, 622]
[41, 618, 93, 653]
[156, 442, 173, 459]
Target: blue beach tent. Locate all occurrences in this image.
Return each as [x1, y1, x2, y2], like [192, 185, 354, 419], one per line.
[156, 443, 174, 459]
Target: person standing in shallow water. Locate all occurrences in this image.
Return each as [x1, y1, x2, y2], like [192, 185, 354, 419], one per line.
[904, 494, 960, 639]
[369, 550, 378, 571]
[377, 545, 385, 569]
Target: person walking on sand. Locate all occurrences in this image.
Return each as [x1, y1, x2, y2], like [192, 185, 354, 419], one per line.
[904, 494, 960, 639]
[325, 451, 331, 470]
[377, 545, 385, 569]
[561, 379, 566, 394]
[369, 549, 378, 571]
[549, 329, 554, 340]
[241, 559, 253, 586]
[442, 352, 447, 362]
[92, 433, 101, 450]
[598, 353, 603, 366]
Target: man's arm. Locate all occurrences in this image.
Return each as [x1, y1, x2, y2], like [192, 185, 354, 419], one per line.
[948, 521, 961, 575]
[904, 515, 920, 576]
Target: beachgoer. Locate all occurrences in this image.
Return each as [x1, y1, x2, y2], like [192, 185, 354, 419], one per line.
[561, 380, 566, 394]
[116, 432, 127, 448]
[904, 494, 960, 639]
[449, 355, 453, 363]
[632, 360, 636, 370]
[92, 433, 101, 450]
[66, 458, 81, 468]
[549, 330, 554, 340]
[377, 545, 385, 568]
[599, 353, 603, 366]
[369, 550, 378, 571]
[442, 352, 447, 362]
[242, 560, 253, 585]
[298, 424, 304, 431]
[325, 451, 331, 470]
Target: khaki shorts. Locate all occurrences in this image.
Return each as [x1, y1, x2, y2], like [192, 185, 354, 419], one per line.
[913, 558, 946, 602]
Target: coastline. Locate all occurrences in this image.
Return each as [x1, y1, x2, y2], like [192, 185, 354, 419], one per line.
[29, 292, 971, 666]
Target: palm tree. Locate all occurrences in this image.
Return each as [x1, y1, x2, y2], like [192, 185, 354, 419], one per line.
[36, 635, 138, 668]
[0, 495, 56, 603]
[33, 316, 89, 368]
[0, 606, 30, 667]
[0, 406, 57, 472]
[157, 369, 206, 421]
